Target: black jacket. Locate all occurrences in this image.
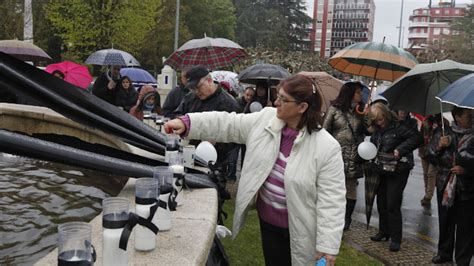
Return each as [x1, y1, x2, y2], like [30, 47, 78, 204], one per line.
[432, 125, 474, 201]
[162, 84, 189, 118]
[371, 120, 423, 168]
[115, 86, 138, 112]
[92, 72, 120, 104]
[175, 86, 241, 166]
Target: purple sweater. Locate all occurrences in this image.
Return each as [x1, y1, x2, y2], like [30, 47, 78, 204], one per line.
[257, 127, 299, 228]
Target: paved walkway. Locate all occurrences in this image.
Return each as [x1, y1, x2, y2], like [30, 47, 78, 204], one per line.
[343, 220, 454, 265]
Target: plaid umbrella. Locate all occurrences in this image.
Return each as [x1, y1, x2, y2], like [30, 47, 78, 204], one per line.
[85, 48, 140, 66]
[0, 40, 51, 62]
[382, 60, 474, 116]
[164, 37, 246, 70]
[328, 41, 418, 82]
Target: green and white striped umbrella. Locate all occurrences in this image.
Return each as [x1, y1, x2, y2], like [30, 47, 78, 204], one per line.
[329, 42, 418, 82]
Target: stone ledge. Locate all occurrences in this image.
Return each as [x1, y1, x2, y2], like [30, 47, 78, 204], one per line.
[36, 178, 218, 265]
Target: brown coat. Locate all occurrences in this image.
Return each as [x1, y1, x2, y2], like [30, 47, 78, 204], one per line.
[129, 86, 161, 120]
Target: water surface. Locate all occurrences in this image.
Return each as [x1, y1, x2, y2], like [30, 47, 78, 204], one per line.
[0, 153, 127, 265]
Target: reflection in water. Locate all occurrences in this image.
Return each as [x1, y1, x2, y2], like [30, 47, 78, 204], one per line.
[0, 153, 128, 265]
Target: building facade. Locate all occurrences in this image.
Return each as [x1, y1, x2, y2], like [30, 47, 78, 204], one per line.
[408, 0, 466, 50]
[310, 0, 375, 58]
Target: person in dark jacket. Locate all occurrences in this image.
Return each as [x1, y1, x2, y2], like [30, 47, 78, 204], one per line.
[162, 68, 190, 118]
[115, 76, 138, 112]
[430, 107, 473, 265]
[323, 81, 368, 231]
[368, 103, 423, 252]
[237, 86, 255, 113]
[92, 65, 122, 104]
[244, 80, 275, 113]
[174, 65, 241, 173]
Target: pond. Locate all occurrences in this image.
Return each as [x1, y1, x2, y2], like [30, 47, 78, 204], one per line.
[0, 153, 127, 265]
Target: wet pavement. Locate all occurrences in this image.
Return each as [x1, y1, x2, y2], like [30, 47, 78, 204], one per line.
[353, 153, 441, 251]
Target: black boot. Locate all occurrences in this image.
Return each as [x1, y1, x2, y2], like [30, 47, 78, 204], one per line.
[344, 199, 356, 231]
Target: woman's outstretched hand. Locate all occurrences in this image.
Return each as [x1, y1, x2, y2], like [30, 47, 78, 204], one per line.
[164, 119, 186, 135]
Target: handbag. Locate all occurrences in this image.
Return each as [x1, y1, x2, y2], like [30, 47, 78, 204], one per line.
[376, 152, 398, 172]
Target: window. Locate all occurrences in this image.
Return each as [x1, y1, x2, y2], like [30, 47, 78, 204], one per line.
[435, 9, 440, 14]
[433, 28, 440, 35]
[443, 28, 450, 35]
[444, 9, 449, 15]
[455, 9, 460, 14]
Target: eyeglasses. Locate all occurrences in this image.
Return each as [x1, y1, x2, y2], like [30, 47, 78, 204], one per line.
[276, 94, 300, 104]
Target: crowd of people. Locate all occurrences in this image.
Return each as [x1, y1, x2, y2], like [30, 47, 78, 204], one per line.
[10, 63, 471, 265]
[80, 64, 474, 265]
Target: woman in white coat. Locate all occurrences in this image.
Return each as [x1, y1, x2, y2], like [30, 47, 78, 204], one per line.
[165, 74, 346, 266]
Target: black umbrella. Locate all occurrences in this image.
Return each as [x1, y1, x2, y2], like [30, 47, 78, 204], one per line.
[237, 63, 291, 86]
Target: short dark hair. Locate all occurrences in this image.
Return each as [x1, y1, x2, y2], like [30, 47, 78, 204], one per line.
[451, 107, 470, 124]
[278, 74, 323, 133]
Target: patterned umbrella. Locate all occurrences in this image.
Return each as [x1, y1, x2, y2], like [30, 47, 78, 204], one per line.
[328, 41, 418, 82]
[298, 71, 343, 112]
[45, 61, 93, 90]
[85, 48, 140, 66]
[0, 40, 51, 62]
[164, 37, 246, 70]
[383, 60, 474, 115]
[237, 63, 290, 86]
[437, 73, 474, 110]
[210, 71, 242, 93]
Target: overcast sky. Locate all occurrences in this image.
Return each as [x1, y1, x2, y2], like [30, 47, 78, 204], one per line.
[305, 0, 473, 48]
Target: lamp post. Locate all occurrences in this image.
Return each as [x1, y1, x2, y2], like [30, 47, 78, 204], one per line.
[174, 0, 180, 51]
[398, 0, 404, 48]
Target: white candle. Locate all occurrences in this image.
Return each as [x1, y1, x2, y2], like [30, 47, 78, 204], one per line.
[102, 228, 127, 266]
[134, 203, 158, 251]
[156, 193, 171, 231]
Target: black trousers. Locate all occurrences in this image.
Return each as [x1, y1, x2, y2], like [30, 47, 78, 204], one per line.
[376, 169, 409, 243]
[435, 184, 455, 260]
[454, 197, 474, 266]
[259, 218, 291, 266]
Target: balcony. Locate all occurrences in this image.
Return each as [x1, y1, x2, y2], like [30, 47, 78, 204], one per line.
[408, 21, 429, 28]
[334, 3, 370, 10]
[407, 32, 429, 39]
[332, 32, 368, 38]
[333, 13, 369, 20]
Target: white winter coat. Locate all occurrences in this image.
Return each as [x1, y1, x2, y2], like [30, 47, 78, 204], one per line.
[187, 107, 346, 265]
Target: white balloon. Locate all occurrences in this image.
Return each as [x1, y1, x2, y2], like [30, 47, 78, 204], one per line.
[357, 141, 377, 160]
[249, 102, 263, 113]
[195, 141, 218, 165]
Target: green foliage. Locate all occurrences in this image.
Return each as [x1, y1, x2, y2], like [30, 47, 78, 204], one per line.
[183, 0, 236, 40]
[221, 198, 382, 265]
[234, 47, 333, 74]
[447, 4, 474, 64]
[234, 0, 311, 50]
[0, 0, 24, 40]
